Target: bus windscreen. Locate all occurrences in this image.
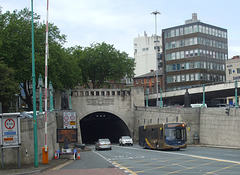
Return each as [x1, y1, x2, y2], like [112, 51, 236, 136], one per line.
[164, 124, 186, 141]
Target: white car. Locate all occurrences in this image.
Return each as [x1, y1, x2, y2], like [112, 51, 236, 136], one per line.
[95, 138, 112, 150]
[119, 136, 133, 146]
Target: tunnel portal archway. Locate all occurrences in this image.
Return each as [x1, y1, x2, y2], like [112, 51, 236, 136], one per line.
[80, 112, 131, 144]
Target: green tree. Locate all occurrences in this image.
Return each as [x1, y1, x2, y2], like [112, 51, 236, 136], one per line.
[0, 8, 78, 110]
[0, 60, 19, 112]
[75, 42, 135, 88]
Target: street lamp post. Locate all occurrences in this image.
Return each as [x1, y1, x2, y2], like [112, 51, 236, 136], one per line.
[31, 0, 38, 167]
[235, 80, 238, 108]
[49, 81, 53, 111]
[160, 87, 163, 108]
[202, 84, 205, 107]
[38, 74, 43, 114]
[151, 10, 161, 107]
[146, 88, 149, 107]
[69, 88, 72, 110]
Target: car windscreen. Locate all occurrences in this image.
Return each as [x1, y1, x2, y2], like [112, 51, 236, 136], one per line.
[122, 136, 130, 139]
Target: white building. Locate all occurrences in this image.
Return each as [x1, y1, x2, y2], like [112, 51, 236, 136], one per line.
[226, 56, 240, 82]
[134, 31, 162, 77]
[225, 55, 240, 106]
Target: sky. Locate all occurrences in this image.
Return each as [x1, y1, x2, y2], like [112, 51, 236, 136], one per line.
[1, 0, 240, 58]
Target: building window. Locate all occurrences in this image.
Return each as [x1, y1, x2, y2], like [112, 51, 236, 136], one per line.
[151, 78, 154, 83]
[228, 69, 232, 75]
[237, 68, 240, 74]
[181, 75, 185, 82]
[172, 53, 176, 60]
[186, 74, 190, 81]
[152, 86, 155, 93]
[190, 74, 194, 81]
[146, 78, 149, 84]
[136, 79, 139, 84]
[176, 29, 179, 36]
[141, 79, 144, 84]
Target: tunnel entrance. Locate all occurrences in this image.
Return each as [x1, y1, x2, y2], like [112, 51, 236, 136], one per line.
[80, 112, 130, 144]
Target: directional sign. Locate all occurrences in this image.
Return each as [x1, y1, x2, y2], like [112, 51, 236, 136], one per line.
[63, 112, 76, 129]
[0, 115, 21, 148]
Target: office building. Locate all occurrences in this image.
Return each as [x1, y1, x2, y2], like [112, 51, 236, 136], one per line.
[162, 13, 228, 91]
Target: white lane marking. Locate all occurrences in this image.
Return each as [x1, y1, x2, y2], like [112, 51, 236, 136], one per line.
[93, 150, 133, 174]
[115, 146, 240, 164]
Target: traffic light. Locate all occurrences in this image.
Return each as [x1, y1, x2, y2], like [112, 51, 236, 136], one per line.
[225, 107, 230, 115]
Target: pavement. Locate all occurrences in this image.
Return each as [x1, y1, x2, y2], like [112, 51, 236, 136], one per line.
[0, 158, 70, 175]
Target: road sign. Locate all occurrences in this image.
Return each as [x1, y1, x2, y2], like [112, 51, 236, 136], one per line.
[63, 112, 76, 129]
[0, 114, 21, 148]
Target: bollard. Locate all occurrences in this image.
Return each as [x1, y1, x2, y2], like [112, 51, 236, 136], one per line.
[54, 151, 58, 159]
[77, 151, 80, 160]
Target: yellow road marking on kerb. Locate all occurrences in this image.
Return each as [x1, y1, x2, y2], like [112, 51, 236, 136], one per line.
[113, 161, 139, 175]
[51, 160, 74, 170]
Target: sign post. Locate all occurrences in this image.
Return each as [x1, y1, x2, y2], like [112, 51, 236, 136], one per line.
[0, 114, 21, 168]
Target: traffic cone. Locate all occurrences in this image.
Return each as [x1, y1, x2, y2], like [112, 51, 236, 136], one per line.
[54, 151, 58, 159]
[77, 151, 80, 160]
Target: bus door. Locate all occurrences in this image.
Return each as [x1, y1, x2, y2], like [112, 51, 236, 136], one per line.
[158, 126, 164, 149]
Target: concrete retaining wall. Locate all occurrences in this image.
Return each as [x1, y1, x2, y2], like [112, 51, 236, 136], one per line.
[200, 108, 240, 147]
[133, 107, 240, 147]
[0, 112, 59, 167]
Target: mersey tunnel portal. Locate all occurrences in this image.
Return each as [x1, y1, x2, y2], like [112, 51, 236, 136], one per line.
[80, 112, 131, 144]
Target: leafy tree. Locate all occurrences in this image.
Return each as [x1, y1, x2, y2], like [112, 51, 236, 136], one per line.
[75, 42, 135, 88]
[0, 60, 19, 112]
[0, 8, 77, 110]
[48, 44, 82, 91]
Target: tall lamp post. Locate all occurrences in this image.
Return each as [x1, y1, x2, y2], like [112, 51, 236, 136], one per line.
[69, 88, 72, 110]
[49, 81, 53, 111]
[38, 74, 43, 114]
[235, 80, 238, 108]
[31, 0, 38, 167]
[202, 84, 205, 107]
[146, 88, 149, 107]
[151, 10, 161, 107]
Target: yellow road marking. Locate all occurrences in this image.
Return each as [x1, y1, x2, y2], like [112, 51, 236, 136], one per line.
[113, 161, 138, 175]
[190, 155, 240, 164]
[204, 164, 239, 175]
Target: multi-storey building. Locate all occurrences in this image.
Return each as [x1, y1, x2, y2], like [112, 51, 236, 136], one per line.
[162, 13, 228, 91]
[134, 31, 162, 77]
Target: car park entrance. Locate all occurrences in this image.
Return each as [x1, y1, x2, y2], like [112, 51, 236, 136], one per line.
[80, 112, 131, 144]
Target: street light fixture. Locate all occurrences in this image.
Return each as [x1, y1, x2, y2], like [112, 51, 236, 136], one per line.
[151, 10, 161, 107]
[38, 74, 43, 114]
